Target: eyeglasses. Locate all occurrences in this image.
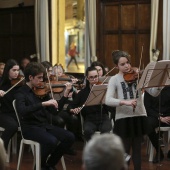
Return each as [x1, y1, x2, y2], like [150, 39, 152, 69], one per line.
[88, 75, 98, 80]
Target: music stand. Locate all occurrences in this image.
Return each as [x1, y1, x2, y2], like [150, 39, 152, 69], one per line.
[137, 60, 170, 168]
[79, 84, 107, 116]
[98, 76, 111, 84]
[83, 84, 107, 107]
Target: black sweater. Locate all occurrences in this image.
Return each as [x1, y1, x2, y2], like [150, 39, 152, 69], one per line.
[67, 85, 109, 122]
[144, 87, 170, 118]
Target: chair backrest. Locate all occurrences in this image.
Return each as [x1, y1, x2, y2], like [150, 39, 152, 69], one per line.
[12, 100, 24, 139]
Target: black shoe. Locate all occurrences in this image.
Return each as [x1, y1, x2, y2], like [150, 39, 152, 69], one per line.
[167, 150, 170, 159]
[64, 148, 77, 155]
[153, 152, 164, 163]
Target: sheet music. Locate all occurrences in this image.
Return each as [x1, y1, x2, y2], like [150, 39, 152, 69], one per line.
[137, 60, 170, 89]
[84, 84, 108, 106]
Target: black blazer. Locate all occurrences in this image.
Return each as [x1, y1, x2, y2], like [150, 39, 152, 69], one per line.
[14, 84, 66, 129]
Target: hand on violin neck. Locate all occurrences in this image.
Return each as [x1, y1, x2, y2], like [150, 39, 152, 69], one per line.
[42, 99, 58, 108]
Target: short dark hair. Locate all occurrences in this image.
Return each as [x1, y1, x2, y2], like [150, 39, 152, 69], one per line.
[24, 62, 45, 82]
[112, 50, 131, 65]
[85, 66, 98, 77]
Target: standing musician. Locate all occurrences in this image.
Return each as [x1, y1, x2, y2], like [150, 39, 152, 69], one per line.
[67, 66, 112, 141]
[105, 50, 162, 170]
[14, 62, 75, 170]
[0, 59, 21, 150]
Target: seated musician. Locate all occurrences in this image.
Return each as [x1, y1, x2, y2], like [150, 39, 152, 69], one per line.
[51, 63, 82, 140]
[91, 61, 116, 123]
[14, 62, 75, 170]
[67, 66, 112, 141]
[0, 59, 21, 150]
[144, 88, 170, 163]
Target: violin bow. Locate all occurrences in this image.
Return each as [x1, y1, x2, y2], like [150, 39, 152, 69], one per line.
[137, 45, 144, 85]
[133, 45, 144, 113]
[4, 77, 25, 95]
[46, 68, 54, 100]
[103, 66, 116, 77]
[101, 66, 116, 84]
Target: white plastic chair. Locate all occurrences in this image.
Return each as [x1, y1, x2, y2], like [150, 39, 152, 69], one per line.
[148, 126, 170, 162]
[13, 100, 66, 170]
[0, 127, 19, 163]
[13, 100, 41, 170]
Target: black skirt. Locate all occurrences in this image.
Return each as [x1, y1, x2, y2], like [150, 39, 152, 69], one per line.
[113, 116, 149, 138]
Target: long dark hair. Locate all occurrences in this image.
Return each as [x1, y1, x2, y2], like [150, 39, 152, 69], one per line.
[91, 61, 106, 76]
[0, 59, 19, 86]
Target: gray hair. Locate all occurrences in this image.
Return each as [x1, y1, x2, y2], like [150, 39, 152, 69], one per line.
[83, 134, 126, 170]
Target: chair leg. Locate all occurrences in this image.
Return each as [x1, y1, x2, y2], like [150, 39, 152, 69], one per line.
[61, 156, 66, 170]
[17, 140, 25, 170]
[35, 143, 41, 170]
[6, 140, 11, 162]
[149, 141, 154, 162]
[12, 132, 18, 154]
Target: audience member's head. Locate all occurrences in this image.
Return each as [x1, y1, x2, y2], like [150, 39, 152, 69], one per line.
[0, 139, 6, 170]
[82, 134, 127, 170]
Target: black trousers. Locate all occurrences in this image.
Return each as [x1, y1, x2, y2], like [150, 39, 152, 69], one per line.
[147, 116, 170, 153]
[22, 125, 75, 167]
[0, 113, 18, 150]
[84, 117, 112, 141]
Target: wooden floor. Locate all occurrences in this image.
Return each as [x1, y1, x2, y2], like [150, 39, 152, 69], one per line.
[5, 138, 170, 170]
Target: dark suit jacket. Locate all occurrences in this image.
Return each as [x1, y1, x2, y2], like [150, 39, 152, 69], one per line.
[14, 84, 67, 129]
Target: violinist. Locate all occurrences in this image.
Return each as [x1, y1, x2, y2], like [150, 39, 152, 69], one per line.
[48, 63, 82, 143]
[105, 50, 162, 170]
[0, 59, 21, 150]
[14, 62, 75, 169]
[91, 61, 116, 123]
[67, 66, 112, 141]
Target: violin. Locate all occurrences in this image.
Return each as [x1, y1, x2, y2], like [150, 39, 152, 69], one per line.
[11, 75, 25, 86]
[123, 67, 142, 84]
[32, 82, 66, 98]
[4, 75, 25, 95]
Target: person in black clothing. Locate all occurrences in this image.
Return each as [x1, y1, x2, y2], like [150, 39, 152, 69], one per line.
[144, 87, 170, 163]
[91, 61, 116, 124]
[0, 59, 20, 150]
[14, 62, 75, 170]
[67, 66, 112, 141]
